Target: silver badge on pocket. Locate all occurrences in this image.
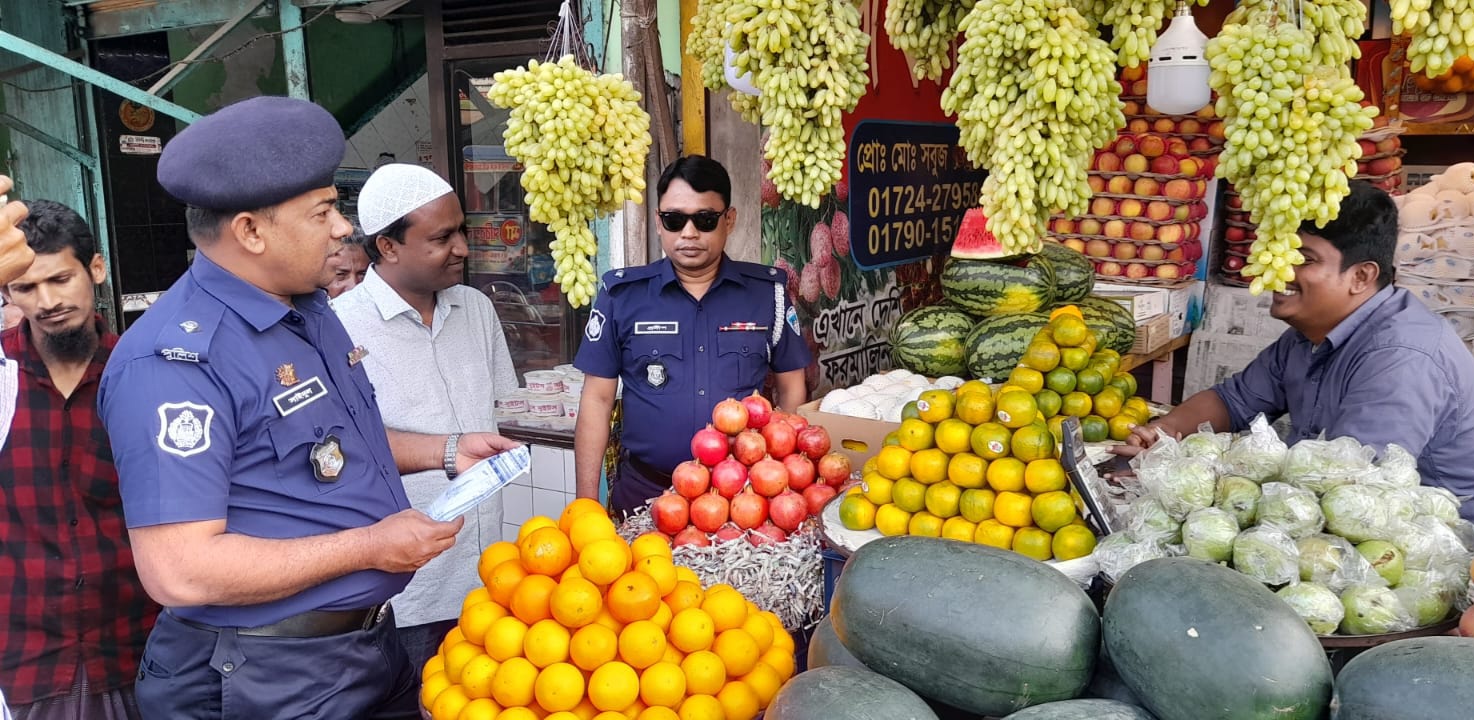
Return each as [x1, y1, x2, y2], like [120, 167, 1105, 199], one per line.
[311, 434, 345, 482]
[646, 361, 667, 388]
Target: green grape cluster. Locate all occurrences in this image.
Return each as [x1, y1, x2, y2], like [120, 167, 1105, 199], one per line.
[1391, 0, 1474, 77]
[689, 0, 870, 207]
[487, 56, 652, 308]
[1240, 0, 1366, 67]
[1069, 0, 1108, 29]
[943, 0, 1123, 255]
[885, 0, 977, 82]
[1101, 0, 1212, 68]
[1207, 10, 1376, 294]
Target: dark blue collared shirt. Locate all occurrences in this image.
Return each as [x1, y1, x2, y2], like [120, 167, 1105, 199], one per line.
[99, 253, 410, 627]
[1214, 286, 1474, 519]
[574, 256, 811, 475]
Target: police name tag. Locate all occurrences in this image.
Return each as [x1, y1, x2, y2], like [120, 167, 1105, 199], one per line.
[272, 376, 329, 417]
[426, 446, 531, 521]
[634, 322, 678, 334]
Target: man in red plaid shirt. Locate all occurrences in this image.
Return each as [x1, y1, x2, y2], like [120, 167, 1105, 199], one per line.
[0, 200, 158, 719]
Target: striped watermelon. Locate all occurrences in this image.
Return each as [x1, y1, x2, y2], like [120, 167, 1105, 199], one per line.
[1074, 296, 1138, 355]
[964, 312, 1052, 381]
[1039, 242, 1094, 303]
[941, 255, 1056, 317]
[891, 306, 976, 377]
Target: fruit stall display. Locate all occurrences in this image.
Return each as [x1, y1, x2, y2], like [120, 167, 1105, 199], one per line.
[1391, 163, 1474, 356]
[422, 500, 797, 720]
[836, 310, 1152, 563]
[1099, 417, 1474, 638]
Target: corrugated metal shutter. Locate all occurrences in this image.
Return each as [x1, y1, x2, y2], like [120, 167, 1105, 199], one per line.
[441, 0, 560, 47]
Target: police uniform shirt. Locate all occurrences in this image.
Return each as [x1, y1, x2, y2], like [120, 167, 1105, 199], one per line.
[99, 252, 411, 628]
[574, 256, 811, 475]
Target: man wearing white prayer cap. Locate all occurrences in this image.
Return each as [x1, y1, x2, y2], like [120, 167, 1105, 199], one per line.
[334, 163, 520, 668]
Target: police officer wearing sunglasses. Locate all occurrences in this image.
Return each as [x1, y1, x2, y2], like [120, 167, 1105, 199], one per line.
[572, 156, 812, 516]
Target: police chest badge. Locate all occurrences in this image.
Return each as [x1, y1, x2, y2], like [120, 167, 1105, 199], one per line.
[311, 434, 346, 482]
[646, 360, 667, 388]
[156, 401, 214, 458]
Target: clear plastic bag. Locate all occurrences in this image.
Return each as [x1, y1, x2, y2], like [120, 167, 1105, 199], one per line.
[1124, 496, 1183, 545]
[1392, 516, 1470, 573]
[1220, 414, 1288, 484]
[1178, 423, 1232, 461]
[1232, 525, 1300, 587]
[1394, 568, 1463, 627]
[1339, 584, 1417, 635]
[1277, 582, 1345, 635]
[1096, 533, 1182, 584]
[1257, 482, 1326, 539]
[1281, 435, 1376, 496]
[1214, 475, 1262, 528]
[1136, 451, 1218, 522]
[1410, 486, 1464, 525]
[1182, 507, 1239, 563]
[1368, 444, 1422, 489]
[1296, 533, 1383, 592]
[1321, 484, 1397, 544]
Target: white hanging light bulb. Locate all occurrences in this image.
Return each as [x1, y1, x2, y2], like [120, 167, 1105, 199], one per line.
[723, 34, 761, 96]
[1146, 2, 1211, 116]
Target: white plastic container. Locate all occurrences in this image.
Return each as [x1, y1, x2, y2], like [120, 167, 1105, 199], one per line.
[562, 378, 584, 397]
[524, 370, 564, 395]
[562, 392, 581, 420]
[528, 395, 565, 417]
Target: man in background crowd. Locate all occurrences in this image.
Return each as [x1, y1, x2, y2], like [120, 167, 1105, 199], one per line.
[1, 200, 158, 719]
[324, 231, 370, 299]
[335, 163, 519, 669]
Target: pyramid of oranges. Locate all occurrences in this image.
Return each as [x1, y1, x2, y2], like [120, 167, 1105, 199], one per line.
[422, 498, 797, 720]
[836, 308, 1143, 563]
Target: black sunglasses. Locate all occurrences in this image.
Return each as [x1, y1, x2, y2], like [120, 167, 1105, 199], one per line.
[657, 208, 728, 233]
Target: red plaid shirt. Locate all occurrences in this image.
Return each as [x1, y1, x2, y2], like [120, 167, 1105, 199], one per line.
[0, 317, 158, 705]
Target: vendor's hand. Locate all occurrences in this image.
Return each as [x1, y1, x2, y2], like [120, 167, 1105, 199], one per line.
[1109, 420, 1181, 460]
[0, 178, 32, 286]
[455, 432, 522, 474]
[366, 509, 463, 572]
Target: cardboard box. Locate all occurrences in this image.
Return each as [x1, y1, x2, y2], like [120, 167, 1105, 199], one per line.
[1164, 280, 1203, 338]
[797, 400, 898, 469]
[1128, 313, 1173, 356]
[1197, 281, 1290, 338]
[1093, 284, 1168, 322]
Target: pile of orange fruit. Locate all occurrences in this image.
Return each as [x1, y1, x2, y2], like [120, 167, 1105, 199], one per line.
[1411, 56, 1474, 95]
[422, 498, 796, 720]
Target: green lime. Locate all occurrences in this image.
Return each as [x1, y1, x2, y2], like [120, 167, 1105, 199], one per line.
[1034, 389, 1063, 418]
[1081, 415, 1110, 443]
[1076, 368, 1106, 396]
[1044, 367, 1077, 395]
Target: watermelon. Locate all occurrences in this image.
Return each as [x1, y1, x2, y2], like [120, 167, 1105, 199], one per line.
[1001, 699, 1158, 720]
[807, 614, 867, 671]
[1039, 242, 1094, 303]
[950, 207, 1013, 260]
[1074, 296, 1137, 355]
[941, 255, 1056, 316]
[890, 306, 975, 377]
[767, 665, 940, 720]
[964, 312, 1051, 381]
[1331, 637, 1474, 720]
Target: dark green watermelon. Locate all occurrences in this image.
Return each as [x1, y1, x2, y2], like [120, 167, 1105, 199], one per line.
[941, 255, 1056, 316]
[890, 305, 976, 377]
[1331, 637, 1474, 720]
[767, 665, 940, 720]
[1075, 296, 1137, 355]
[964, 312, 1051, 381]
[1039, 242, 1094, 303]
[1001, 699, 1158, 720]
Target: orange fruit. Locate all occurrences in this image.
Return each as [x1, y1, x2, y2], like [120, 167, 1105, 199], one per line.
[673, 566, 701, 586]
[924, 481, 962, 518]
[569, 623, 620, 672]
[712, 629, 760, 676]
[423, 653, 446, 681]
[608, 571, 663, 623]
[569, 511, 621, 553]
[461, 600, 508, 646]
[495, 709, 541, 720]
[1010, 424, 1055, 462]
[974, 519, 1015, 549]
[680, 650, 728, 696]
[459, 698, 501, 720]
[560, 497, 608, 533]
[588, 661, 641, 712]
[738, 612, 774, 654]
[915, 389, 955, 423]
[1024, 459, 1067, 494]
[487, 559, 530, 606]
[896, 418, 935, 452]
[461, 653, 501, 700]
[946, 452, 987, 489]
[1093, 387, 1125, 419]
[593, 607, 626, 635]
[908, 448, 950, 485]
[640, 661, 688, 708]
[994, 391, 1038, 429]
[520, 527, 575, 577]
[955, 389, 995, 425]
[669, 607, 716, 653]
[631, 533, 674, 562]
[993, 491, 1034, 528]
[635, 555, 679, 596]
[1108, 414, 1138, 442]
[740, 662, 783, 707]
[510, 574, 559, 624]
[478, 542, 523, 588]
[649, 601, 675, 633]
[717, 681, 761, 720]
[638, 709, 681, 720]
[551, 577, 604, 629]
[463, 586, 493, 612]
[1060, 391, 1093, 418]
[523, 619, 573, 668]
[874, 445, 914, 480]
[430, 684, 471, 720]
[619, 620, 669, 669]
[985, 457, 1026, 493]
[969, 422, 1013, 460]
[758, 646, 795, 680]
[699, 586, 748, 632]
[442, 626, 466, 650]
[534, 662, 586, 712]
[1022, 342, 1061, 372]
[579, 538, 633, 586]
[908, 511, 943, 537]
[1053, 524, 1099, 560]
[677, 695, 725, 720]
[663, 581, 705, 614]
[1031, 490, 1078, 532]
[421, 670, 451, 711]
[933, 418, 973, 455]
[485, 616, 529, 662]
[445, 641, 484, 684]
[959, 488, 996, 524]
[517, 516, 558, 543]
[1050, 315, 1089, 347]
[1012, 527, 1054, 561]
[490, 656, 539, 708]
[942, 516, 978, 542]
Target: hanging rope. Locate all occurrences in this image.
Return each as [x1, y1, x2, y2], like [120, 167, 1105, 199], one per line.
[546, 0, 596, 70]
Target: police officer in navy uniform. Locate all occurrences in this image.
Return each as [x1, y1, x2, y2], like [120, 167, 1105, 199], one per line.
[97, 97, 519, 719]
[573, 156, 812, 517]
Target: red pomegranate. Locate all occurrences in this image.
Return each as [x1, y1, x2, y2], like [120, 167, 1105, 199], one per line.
[711, 398, 749, 435]
[748, 522, 788, 546]
[742, 392, 773, 429]
[671, 460, 711, 499]
[748, 457, 790, 497]
[713, 523, 745, 543]
[690, 424, 729, 467]
[673, 527, 712, 548]
[710, 457, 749, 498]
[784, 412, 809, 430]
[762, 419, 798, 459]
[689, 492, 730, 532]
[729, 488, 769, 529]
[782, 453, 816, 492]
[816, 452, 852, 487]
[803, 484, 838, 515]
[732, 430, 767, 466]
[796, 425, 832, 460]
[651, 492, 690, 535]
[769, 490, 808, 533]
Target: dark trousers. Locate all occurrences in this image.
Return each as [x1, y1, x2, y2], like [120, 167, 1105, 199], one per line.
[134, 610, 418, 720]
[611, 454, 671, 519]
[395, 619, 458, 678]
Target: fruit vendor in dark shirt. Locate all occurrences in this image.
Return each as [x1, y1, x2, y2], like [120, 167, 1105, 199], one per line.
[1116, 181, 1474, 520]
[572, 156, 812, 517]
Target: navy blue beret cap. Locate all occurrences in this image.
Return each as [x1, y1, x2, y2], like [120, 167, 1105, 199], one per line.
[157, 96, 345, 211]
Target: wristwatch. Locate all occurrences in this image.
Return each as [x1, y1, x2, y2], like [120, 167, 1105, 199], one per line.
[443, 433, 462, 480]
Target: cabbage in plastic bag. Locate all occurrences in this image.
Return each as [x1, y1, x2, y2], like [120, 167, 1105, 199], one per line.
[1410, 486, 1463, 526]
[1371, 444, 1422, 489]
[1182, 507, 1239, 562]
[1391, 516, 1470, 572]
[1281, 436, 1375, 496]
[1096, 533, 1181, 584]
[1213, 476, 1261, 528]
[1220, 414, 1288, 484]
[1138, 456, 1218, 521]
[1232, 525, 1300, 586]
[1321, 484, 1396, 544]
[1339, 584, 1417, 635]
[1179, 426, 1231, 461]
[1297, 534, 1383, 592]
[1124, 496, 1182, 545]
[1277, 582, 1345, 635]
[1394, 569, 1461, 626]
[1257, 482, 1325, 539]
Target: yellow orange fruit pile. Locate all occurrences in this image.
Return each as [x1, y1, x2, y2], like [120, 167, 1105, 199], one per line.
[423, 499, 796, 720]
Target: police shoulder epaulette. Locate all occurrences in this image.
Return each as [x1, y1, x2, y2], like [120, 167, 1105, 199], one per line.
[603, 265, 659, 289]
[153, 301, 226, 364]
[732, 260, 788, 283]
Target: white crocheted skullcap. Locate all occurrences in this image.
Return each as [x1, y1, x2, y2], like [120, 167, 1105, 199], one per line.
[357, 163, 454, 235]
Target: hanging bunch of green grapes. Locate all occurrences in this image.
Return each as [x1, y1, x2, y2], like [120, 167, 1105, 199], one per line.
[943, 0, 1123, 255]
[689, 0, 870, 207]
[1101, 0, 1212, 68]
[885, 0, 977, 82]
[488, 56, 652, 308]
[1390, 0, 1474, 78]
